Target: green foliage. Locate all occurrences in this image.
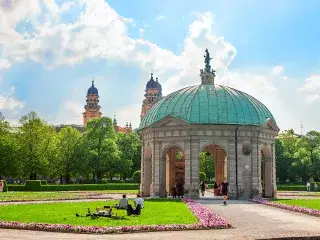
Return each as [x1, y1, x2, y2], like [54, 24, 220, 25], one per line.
[116, 132, 141, 179]
[273, 199, 320, 210]
[132, 170, 141, 183]
[277, 182, 320, 191]
[276, 129, 320, 181]
[0, 180, 8, 192]
[18, 112, 57, 180]
[82, 117, 120, 181]
[8, 183, 140, 191]
[25, 180, 42, 190]
[199, 152, 214, 180]
[40, 180, 47, 185]
[52, 126, 82, 183]
[199, 172, 206, 181]
[0, 112, 143, 184]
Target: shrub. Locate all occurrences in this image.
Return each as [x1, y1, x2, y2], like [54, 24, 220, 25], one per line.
[132, 170, 141, 183]
[25, 180, 42, 191]
[0, 180, 8, 192]
[8, 183, 140, 192]
[40, 180, 47, 185]
[199, 172, 206, 182]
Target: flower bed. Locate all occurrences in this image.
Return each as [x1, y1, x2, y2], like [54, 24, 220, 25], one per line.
[250, 198, 320, 218]
[0, 199, 231, 234]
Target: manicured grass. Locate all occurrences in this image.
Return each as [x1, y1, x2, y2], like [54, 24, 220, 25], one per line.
[274, 199, 320, 210]
[0, 190, 138, 202]
[0, 200, 198, 227]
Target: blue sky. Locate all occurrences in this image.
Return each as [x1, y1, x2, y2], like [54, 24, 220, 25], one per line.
[0, 0, 319, 133]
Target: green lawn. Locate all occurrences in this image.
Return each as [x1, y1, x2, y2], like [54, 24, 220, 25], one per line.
[0, 200, 198, 227]
[274, 199, 320, 210]
[0, 190, 138, 201]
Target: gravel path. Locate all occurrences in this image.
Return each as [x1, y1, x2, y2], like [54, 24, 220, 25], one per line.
[1, 199, 320, 239]
[0, 194, 136, 205]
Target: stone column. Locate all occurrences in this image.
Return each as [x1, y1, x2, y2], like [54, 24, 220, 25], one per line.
[272, 143, 277, 198]
[251, 140, 260, 198]
[150, 142, 161, 197]
[227, 141, 237, 199]
[185, 138, 199, 198]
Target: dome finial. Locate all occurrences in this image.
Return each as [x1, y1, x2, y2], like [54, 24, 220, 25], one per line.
[150, 72, 154, 80]
[200, 49, 216, 85]
[92, 77, 94, 86]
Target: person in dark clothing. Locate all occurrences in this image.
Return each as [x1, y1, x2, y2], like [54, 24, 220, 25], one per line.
[127, 204, 141, 216]
[171, 185, 177, 198]
[200, 181, 206, 196]
[220, 177, 229, 206]
[177, 182, 184, 198]
[213, 182, 219, 196]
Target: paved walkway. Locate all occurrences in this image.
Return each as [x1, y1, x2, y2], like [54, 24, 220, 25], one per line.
[1, 200, 320, 239]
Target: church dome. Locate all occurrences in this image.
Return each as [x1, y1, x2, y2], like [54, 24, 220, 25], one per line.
[87, 81, 98, 95]
[139, 84, 276, 129]
[146, 74, 162, 93]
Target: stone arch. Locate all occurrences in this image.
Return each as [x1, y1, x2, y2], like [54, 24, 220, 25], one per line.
[199, 143, 228, 185]
[160, 144, 185, 197]
[141, 146, 152, 197]
[260, 145, 273, 198]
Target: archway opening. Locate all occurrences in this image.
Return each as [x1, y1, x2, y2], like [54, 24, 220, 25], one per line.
[261, 147, 273, 198]
[200, 144, 227, 195]
[163, 146, 185, 197]
[142, 146, 152, 197]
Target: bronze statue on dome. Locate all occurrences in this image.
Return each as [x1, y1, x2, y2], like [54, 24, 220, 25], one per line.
[204, 48, 212, 73]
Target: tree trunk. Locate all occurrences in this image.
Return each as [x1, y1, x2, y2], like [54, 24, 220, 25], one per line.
[60, 175, 63, 184]
[65, 172, 70, 184]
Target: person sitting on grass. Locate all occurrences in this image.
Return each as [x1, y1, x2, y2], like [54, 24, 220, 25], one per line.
[114, 194, 128, 209]
[126, 194, 144, 216]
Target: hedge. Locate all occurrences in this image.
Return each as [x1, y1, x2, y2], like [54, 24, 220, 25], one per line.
[277, 182, 320, 191]
[8, 183, 140, 192]
[0, 180, 8, 192]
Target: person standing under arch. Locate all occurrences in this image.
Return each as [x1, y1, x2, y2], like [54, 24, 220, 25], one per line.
[221, 177, 229, 206]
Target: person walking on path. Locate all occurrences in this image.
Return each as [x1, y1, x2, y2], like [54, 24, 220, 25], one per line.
[314, 182, 318, 191]
[307, 181, 311, 191]
[200, 181, 206, 196]
[220, 177, 229, 206]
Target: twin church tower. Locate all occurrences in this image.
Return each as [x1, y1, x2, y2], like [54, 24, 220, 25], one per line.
[82, 73, 162, 131]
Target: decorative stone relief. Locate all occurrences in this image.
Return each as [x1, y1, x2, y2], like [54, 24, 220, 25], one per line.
[242, 143, 251, 155]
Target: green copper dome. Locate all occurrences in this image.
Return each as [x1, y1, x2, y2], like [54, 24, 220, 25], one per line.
[139, 84, 276, 129]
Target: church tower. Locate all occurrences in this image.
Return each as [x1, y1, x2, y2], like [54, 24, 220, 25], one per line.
[82, 80, 102, 126]
[140, 73, 162, 119]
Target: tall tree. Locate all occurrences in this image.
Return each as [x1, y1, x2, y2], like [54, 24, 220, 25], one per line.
[17, 112, 57, 179]
[53, 126, 82, 183]
[83, 117, 117, 181]
[0, 114, 20, 179]
[116, 132, 141, 179]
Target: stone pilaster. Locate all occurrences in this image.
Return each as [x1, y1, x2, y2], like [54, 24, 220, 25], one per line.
[250, 141, 260, 198]
[185, 139, 200, 198]
[227, 141, 237, 199]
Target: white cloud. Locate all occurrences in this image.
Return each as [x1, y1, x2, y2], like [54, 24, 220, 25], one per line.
[271, 65, 284, 76]
[0, 0, 316, 132]
[298, 75, 320, 104]
[155, 15, 164, 21]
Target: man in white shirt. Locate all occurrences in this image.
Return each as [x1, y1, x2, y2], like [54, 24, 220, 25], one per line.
[307, 181, 311, 191]
[134, 194, 144, 209]
[114, 194, 128, 209]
